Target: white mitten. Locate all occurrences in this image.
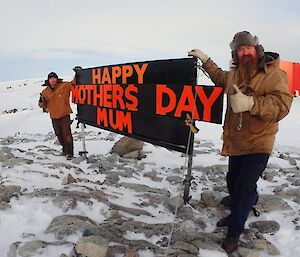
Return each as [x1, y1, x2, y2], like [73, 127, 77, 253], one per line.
[230, 85, 254, 113]
[188, 49, 209, 63]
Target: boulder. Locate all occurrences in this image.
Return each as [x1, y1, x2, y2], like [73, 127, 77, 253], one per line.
[75, 236, 108, 257]
[201, 191, 223, 207]
[111, 137, 143, 157]
[0, 147, 14, 161]
[249, 220, 280, 234]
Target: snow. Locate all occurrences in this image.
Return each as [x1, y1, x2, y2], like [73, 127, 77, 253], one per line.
[0, 78, 299, 257]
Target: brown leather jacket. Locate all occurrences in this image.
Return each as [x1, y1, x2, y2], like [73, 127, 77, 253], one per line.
[39, 81, 74, 119]
[202, 52, 293, 156]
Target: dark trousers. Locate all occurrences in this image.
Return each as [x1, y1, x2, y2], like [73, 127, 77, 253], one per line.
[51, 115, 73, 156]
[226, 153, 269, 238]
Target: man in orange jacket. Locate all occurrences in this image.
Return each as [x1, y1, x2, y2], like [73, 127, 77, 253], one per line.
[39, 72, 76, 160]
[189, 31, 292, 253]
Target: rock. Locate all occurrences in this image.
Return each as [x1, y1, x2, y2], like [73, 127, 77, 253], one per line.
[71, 156, 86, 164]
[0, 147, 14, 161]
[279, 167, 298, 174]
[62, 174, 75, 185]
[171, 241, 199, 255]
[238, 247, 262, 257]
[120, 182, 170, 196]
[273, 184, 289, 194]
[75, 236, 108, 257]
[0, 201, 11, 210]
[166, 175, 182, 183]
[2, 157, 33, 167]
[52, 196, 77, 212]
[123, 150, 140, 159]
[194, 218, 207, 229]
[88, 159, 115, 171]
[104, 210, 123, 221]
[7, 242, 20, 257]
[143, 170, 163, 182]
[123, 249, 140, 257]
[256, 194, 292, 212]
[177, 206, 196, 221]
[108, 203, 154, 217]
[292, 179, 300, 186]
[167, 195, 184, 212]
[266, 163, 281, 169]
[249, 220, 280, 234]
[45, 215, 98, 239]
[251, 239, 280, 255]
[111, 137, 143, 156]
[0, 185, 21, 202]
[171, 227, 223, 252]
[17, 240, 47, 257]
[201, 191, 223, 207]
[143, 170, 157, 180]
[262, 171, 274, 182]
[279, 188, 300, 203]
[0, 137, 16, 145]
[289, 158, 297, 166]
[105, 133, 115, 141]
[105, 174, 120, 185]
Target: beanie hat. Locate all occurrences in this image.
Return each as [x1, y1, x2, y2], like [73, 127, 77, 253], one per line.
[47, 72, 58, 80]
[230, 31, 265, 65]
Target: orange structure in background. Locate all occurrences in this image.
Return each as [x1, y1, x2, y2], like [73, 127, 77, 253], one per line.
[280, 61, 300, 96]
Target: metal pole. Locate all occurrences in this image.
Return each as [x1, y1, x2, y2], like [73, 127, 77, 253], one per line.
[183, 133, 195, 204]
[79, 122, 88, 157]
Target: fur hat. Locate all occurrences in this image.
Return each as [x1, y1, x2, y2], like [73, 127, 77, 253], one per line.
[230, 31, 265, 65]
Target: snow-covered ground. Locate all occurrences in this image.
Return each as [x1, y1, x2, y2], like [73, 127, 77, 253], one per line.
[0, 77, 299, 257]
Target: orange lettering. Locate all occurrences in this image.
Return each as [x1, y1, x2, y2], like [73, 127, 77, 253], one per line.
[174, 85, 199, 119]
[125, 84, 138, 111]
[133, 63, 148, 84]
[92, 68, 101, 84]
[118, 110, 132, 133]
[97, 107, 108, 127]
[71, 85, 79, 103]
[112, 85, 125, 110]
[156, 84, 177, 115]
[111, 66, 122, 84]
[101, 68, 111, 84]
[78, 87, 86, 104]
[196, 86, 222, 122]
[93, 85, 103, 107]
[103, 85, 112, 108]
[122, 65, 133, 84]
[85, 85, 94, 105]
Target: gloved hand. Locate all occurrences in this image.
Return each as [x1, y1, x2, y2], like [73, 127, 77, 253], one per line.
[73, 66, 82, 72]
[188, 49, 209, 63]
[230, 85, 254, 113]
[73, 66, 82, 80]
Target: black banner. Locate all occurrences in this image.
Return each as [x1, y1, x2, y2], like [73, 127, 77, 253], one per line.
[72, 58, 223, 154]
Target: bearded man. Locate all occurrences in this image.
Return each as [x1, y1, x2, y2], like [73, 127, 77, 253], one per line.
[188, 31, 292, 253]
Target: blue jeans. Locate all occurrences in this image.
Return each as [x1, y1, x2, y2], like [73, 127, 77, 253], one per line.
[226, 153, 269, 238]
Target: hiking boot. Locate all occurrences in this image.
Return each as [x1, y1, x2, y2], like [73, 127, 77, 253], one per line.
[216, 215, 230, 227]
[66, 155, 73, 160]
[221, 236, 239, 254]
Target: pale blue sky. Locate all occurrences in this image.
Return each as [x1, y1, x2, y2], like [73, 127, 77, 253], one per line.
[0, 0, 299, 81]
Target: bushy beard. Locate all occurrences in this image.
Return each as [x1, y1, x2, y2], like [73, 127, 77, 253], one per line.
[239, 54, 258, 83]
